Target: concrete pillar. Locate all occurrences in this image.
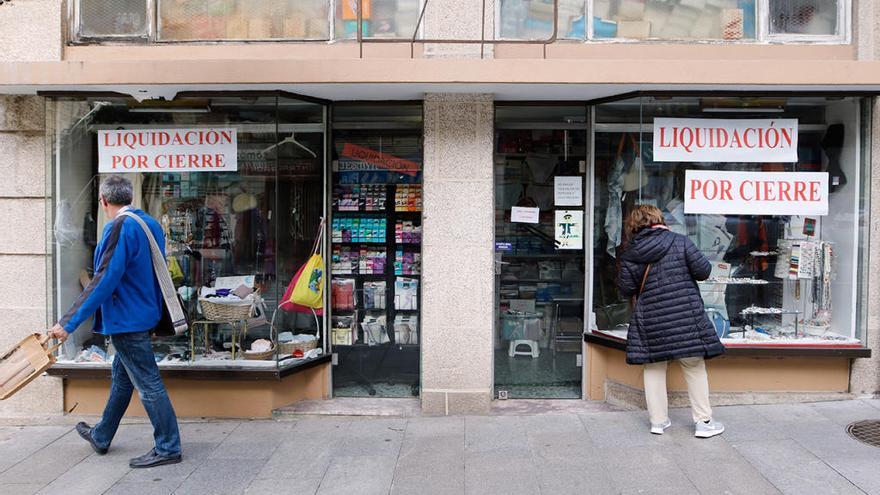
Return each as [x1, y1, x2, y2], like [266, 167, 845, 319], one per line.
[850, 98, 880, 397]
[0, 96, 62, 416]
[423, 0, 495, 59]
[421, 93, 495, 414]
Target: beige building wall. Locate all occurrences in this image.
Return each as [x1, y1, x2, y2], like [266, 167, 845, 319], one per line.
[421, 93, 495, 414]
[0, 0, 62, 63]
[0, 95, 62, 416]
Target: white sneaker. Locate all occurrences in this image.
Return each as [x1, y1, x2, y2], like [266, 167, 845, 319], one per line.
[650, 419, 672, 435]
[694, 419, 725, 438]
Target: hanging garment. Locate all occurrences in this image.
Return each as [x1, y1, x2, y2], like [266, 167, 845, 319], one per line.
[604, 135, 627, 257]
[622, 135, 648, 193]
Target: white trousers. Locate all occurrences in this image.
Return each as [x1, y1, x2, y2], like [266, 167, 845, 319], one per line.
[643, 357, 712, 424]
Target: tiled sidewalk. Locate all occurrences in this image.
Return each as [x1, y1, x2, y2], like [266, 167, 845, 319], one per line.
[0, 399, 879, 495]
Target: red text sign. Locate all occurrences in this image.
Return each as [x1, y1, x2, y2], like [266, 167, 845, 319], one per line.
[684, 170, 828, 216]
[98, 128, 238, 173]
[653, 118, 798, 163]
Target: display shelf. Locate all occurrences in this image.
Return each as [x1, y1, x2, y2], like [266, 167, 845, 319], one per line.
[502, 278, 585, 283]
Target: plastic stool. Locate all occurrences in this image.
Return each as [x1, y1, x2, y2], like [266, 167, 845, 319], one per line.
[509, 339, 540, 358]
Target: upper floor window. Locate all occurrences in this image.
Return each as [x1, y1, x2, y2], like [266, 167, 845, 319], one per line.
[158, 0, 331, 41]
[71, 0, 849, 44]
[500, 0, 848, 43]
[77, 0, 149, 39]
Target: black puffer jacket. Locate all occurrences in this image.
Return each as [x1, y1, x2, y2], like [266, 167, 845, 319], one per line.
[618, 227, 725, 365]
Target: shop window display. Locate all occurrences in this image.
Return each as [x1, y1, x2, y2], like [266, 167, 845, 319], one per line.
[47, 95, 328, 371]
[591, 95, 870, 348]
[329, 104, 423, 397]
[158, 0, 331, 41]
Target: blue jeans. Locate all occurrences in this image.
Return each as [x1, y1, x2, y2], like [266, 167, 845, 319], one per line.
[91, 331, 181, 457]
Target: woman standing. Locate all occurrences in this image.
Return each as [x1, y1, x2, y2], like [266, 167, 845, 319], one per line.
[618, 205, 726, 438]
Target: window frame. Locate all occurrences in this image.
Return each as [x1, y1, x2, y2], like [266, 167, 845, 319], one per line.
[761, 0, 850, 44]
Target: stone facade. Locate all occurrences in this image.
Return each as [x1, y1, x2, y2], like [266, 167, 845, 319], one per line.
[0, 95, 61, 416]
[0, 0, 63, 63]
[850, 97, 880, 397]
[421, 93, 495, 414]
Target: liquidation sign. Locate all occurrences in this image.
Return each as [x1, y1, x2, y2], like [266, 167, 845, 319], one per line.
[684, 170, 828, 216]
[653, 118, 798, 163]
[98, 128, 238, 173]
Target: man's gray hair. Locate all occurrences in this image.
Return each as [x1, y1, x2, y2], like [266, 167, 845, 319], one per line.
[100, 175, 134, 206]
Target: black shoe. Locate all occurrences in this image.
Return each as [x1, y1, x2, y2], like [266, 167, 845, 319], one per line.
[129, 448, 182, 469]
[75, 422, 107, 455]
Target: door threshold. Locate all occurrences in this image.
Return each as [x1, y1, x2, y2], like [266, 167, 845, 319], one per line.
[491, 399, 622, 415]
[274, 397, 421, 418]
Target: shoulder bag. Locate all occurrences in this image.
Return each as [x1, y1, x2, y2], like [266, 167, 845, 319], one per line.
[120, 212, 189, 337]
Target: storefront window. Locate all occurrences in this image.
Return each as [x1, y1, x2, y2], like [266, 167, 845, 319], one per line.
[592, 0, 757, 40]
[591, 95, 870, 347]
[498, 0, 586, 40]
[334, 0, 423, 39]
[158, 0, 331, 41]
[329, 103, 423, 397]
[47, 94, 328, 371]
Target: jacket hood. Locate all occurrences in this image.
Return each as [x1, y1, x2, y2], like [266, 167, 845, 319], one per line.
[623, 227, 677, 264]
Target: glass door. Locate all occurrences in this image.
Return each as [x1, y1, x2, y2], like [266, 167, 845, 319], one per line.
[329, 104, 423, 397]
[494, 105, 587, 399]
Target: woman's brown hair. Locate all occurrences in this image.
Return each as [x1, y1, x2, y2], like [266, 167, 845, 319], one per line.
[625, 204, 666, 239]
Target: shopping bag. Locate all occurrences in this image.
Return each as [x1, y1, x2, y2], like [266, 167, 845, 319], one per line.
[280, 262, 324, 315]
[289, 219, 325, 310]
[0, 333, 60, 400]
[291, 254, 324, 309]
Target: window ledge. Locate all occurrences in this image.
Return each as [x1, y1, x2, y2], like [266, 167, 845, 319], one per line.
[46, 354, 331, 381]
[585, 331, 871, 358]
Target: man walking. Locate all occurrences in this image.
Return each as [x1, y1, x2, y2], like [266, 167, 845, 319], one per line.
[48, 175, 182, 468]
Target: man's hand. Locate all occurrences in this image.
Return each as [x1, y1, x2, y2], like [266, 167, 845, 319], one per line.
[47, 323, 68, 342]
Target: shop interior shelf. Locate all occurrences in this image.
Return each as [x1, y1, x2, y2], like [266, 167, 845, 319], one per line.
[501, 278, 585, 283]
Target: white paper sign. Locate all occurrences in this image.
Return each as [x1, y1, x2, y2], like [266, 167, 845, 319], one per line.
[555, 210, 583, 250]
[98, 128, 238, 173]
[653, 118, 798, 163]
[511, 206, 540, 224]
[554, 176, 583, 206]
[684, 170, 829, 216]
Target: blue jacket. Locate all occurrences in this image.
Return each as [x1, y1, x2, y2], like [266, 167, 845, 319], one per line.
[618, 227, 725, 365]
[60, 208, 166, 335]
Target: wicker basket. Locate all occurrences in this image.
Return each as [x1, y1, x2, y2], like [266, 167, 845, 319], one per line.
[278, 338, 318, 356]
[243, 347, 275, 361]
[200, 299, 254, 321]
